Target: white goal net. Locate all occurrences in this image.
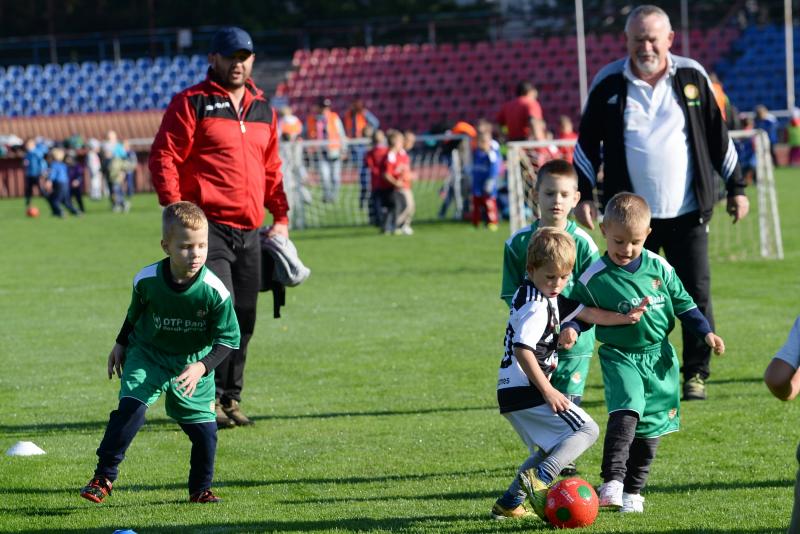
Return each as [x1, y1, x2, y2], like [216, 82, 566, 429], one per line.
[506, 130, 783, 261]
[279, 134, 471, 230]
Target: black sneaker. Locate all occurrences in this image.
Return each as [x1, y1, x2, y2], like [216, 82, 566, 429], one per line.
[560, 462, 578, 476]
[683, 374, 707, 400]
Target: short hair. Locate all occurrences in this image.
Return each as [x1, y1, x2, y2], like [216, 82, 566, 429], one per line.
[526, 227, 576, 273]
[516, 81, 535, 97]
[50, 147, 65, 162]
[603, 192, 651, 229]
[625, 4, 671, 33]
[535, 159, 577, 191]
[162, 201, 208, 240]
[386, 129, 403, 144]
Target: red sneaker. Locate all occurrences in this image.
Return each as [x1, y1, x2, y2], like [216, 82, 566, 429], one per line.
[190, 489, 222, 503]
[80, 477, 112, 503]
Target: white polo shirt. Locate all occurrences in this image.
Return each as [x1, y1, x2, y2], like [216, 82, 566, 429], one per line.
[623, 56, 697, 219]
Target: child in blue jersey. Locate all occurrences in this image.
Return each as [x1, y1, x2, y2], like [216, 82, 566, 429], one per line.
[23, 138, 47, 210]
[493, 227, 648, 522]
[471, 131, 501, 229]
[80, 201, 240, 504]
[46, 148, 80, 217]
[764, 316, 800, 532]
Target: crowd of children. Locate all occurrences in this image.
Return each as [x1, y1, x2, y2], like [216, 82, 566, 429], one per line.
[493, 158, 728, 522]
[21, 132, 138, 218]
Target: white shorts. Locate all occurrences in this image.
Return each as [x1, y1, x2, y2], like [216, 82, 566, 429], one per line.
[503, 402, 594, 454]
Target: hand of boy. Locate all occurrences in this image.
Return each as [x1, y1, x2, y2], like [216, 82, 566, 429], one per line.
[175, 362, 206, 397]
[107, 343, 126, 379]
[625, 297, 650, 323]
[543, 386, 571, 413]
[558, 327, 578, 350]
[705, 333, 725, 355]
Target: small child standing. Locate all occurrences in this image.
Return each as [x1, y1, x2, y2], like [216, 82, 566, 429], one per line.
[381, 130, 415, 235]
[764, 315, 800, 532]
[501, 159, 600, 475]
[570, 192, 725, 514]
[66, 151, 86, 214]
[364, 129, 389, 227]
[80, 201, 240, 504]
[556, 115, 578, 164]
[470, 131, 501, 230]
[46, 148, 80, 217]
[493, 227, 647, 521]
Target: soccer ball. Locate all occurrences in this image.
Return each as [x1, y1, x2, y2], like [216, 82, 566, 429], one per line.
[26, 206, 40, 218]
[544, 477, 599, 528]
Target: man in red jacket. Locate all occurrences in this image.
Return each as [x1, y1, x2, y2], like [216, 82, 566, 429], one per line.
[149, 26, 288, 428]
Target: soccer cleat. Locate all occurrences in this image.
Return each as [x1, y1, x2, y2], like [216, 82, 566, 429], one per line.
[222, 399, 254, 426]
[620, 492, 645, 513]
[190, 489, 222, 503]
[597, 480, 624, 509]
[215, 398, 236, 429]
[560, 461, 578, 477]
[490, 502, 532, 520]
[518, 468, 551, 520]
[683, 374, 707, 400]
[487, 223, 499, 232]
[80, 477, 112, 503]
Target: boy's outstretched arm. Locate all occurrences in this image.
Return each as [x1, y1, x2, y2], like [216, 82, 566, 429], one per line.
[514, 346, 570, 413]
[765, 359, 800, 401]
[576, 297, 650, 326]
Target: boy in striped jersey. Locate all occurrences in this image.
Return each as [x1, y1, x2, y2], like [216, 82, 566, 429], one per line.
[501, 159, 600, 476]
[493, 228, 648, 521]
[570, 193, 725, 513]
[80, 201, 240, 504]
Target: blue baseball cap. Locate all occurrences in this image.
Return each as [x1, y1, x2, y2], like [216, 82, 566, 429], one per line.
[210, 27, 254, 56]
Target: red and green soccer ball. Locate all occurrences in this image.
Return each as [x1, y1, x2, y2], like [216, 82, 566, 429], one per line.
[545, 477, 599, 528]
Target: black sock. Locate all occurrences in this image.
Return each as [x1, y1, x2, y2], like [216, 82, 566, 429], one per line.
[623, 437, 660, 493]
[94, 397, 147, 482]
[180, 421, 218, 495]
[600, 410, 638, 482]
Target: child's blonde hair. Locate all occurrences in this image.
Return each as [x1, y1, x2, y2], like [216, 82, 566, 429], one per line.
[526, 227, 576, 273]
[51, 147, 65, 162]
[535, 159, 577, 191]
[603, 192, 651, 229]
[162, 201, 207, 240]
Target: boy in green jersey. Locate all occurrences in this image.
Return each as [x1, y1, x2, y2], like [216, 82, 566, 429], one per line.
[80, 201, 240, 504]
[501, 159, 600, 475]
[570, 192, 725, 513]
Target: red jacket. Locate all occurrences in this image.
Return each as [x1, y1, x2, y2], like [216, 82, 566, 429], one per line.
[149, 73, 288, 230]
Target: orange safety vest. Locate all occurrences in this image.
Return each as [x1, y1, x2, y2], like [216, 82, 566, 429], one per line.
[306, 110, 342, 151]
[279, 115, 303, 139]
[344, 110, 368, 138]
[711, 82, 728, 122]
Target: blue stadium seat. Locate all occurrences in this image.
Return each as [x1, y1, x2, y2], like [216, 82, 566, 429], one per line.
[62, 62, 80, 75]
[6, 65, 24, 78]
[80, 61, 98, 74]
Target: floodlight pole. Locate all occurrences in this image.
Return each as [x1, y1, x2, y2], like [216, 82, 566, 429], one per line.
[681, 0, 689, 56]
[575, 0, 588, 111]
[786, 0, 795, 112]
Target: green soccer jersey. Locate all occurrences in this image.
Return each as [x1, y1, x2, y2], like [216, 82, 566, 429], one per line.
[126, 260, 240, 359]
[501, 219, 600, 358]
[571, 249, 697, 350]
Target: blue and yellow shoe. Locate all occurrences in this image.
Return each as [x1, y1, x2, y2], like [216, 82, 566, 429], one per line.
[518, 469, 551, 520]
[490, 501, 532, 520]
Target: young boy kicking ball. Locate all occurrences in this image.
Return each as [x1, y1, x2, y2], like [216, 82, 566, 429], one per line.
[493, 227, 647, 521]
[571, 192, 725, 513]
[80, 201, 240, 504]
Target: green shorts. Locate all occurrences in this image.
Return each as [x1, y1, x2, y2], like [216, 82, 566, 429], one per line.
[550, 356, 592, 397]
[119, 344, 216, 424]
[598, 341, 680, 439]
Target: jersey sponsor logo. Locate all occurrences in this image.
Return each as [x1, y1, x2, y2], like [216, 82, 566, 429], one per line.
[152, 313, 207, 333]
[617, 294, 665, 313]
[205, 101, 231, 112]
[683, 84, 699, 100]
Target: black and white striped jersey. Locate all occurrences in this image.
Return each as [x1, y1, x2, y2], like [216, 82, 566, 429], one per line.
[497, 279, 583, 413]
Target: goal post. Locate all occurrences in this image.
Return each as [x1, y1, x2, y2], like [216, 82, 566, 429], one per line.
[279, 134, 471, 230]
[506, 131, 783, 261]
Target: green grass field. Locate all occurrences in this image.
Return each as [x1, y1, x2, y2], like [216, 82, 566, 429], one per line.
[1, 170, 799, 533]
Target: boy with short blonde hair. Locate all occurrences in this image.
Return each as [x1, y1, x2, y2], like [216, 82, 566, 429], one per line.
[81, 201, 240, 504]
[501, 159, 600, 476]
[571, 192, 725, 513]
[493, 227, 647, 522]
